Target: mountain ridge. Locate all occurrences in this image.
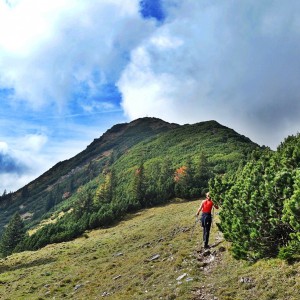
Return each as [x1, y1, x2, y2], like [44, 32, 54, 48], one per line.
[0, 117, 259, 236]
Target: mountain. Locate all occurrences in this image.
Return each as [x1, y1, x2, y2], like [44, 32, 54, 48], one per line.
[0, 118, 178, 232]
[0, 117, 260, 247]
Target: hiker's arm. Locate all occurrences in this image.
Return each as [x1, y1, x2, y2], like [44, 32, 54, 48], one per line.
[213, 202, 219, 209]
[196, 201, 204, 216]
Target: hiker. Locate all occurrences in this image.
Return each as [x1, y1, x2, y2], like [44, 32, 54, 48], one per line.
[196, 192, 218, 248]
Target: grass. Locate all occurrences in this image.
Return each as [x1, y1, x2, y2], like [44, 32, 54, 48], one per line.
[0, 199, 299, 299]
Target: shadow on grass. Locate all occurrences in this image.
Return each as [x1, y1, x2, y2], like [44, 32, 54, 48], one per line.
[0, 257, 56, 274]
[286, 256, 300, 265]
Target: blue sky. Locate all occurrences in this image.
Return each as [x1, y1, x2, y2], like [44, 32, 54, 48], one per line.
[1, 0, 300, 193]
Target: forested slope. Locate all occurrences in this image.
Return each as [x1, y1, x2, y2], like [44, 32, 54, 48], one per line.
[0, 117, 259, 255]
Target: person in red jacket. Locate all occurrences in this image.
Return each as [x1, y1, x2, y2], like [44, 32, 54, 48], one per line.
[196, 192, 218, 248]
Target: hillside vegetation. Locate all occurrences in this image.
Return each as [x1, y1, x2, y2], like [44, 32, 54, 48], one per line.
[210, 134, 300, 261]
[0, 118, 259, 254]
[0, 118, 178, 232]
[0, 200, 299, 300]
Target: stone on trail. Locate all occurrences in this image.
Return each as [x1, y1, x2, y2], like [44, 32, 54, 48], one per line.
[239, 277, 254, 283]
[176, 273, 187, 281]
[147, 254, 160, 261]
[74, 284, 83, 291]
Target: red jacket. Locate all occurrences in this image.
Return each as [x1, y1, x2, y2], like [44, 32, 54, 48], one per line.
[202, 199, 214, 213]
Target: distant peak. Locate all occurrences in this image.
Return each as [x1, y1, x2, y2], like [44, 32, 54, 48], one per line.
[128, 117, 179, 129]
[130, 117, 168, 124]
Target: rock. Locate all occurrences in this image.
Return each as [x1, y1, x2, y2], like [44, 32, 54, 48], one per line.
[113, 275, 122, 280]
[148, 254, 160, 261]
[203, 250, 211, 257]
[114, 252, 123, 257]
[239, 277, 253, 283]
[102, 291, 110, 297]
[218, 246, 226, 252]
[74, 284, 83, 291]
[206, 255, 215, 263]
[176, 273, 187, 281]
[186, 277, 193, 282]
[142, 242, 152, 248]
[181, 227, 190, 232]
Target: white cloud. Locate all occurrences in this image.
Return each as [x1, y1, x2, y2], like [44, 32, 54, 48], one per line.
[81, 101, 117, 113]
[0, 173, 28, 193]
[0, 141, 8, 152]
[119, 0, 300, 149]
[0, 133, 51, 193]
[19, 134, 48, 152]
[0, 0, 155, 110]
[2, 0, 300, 193]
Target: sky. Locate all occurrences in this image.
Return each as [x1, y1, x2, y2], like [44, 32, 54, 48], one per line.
[1, 0, 300, 193]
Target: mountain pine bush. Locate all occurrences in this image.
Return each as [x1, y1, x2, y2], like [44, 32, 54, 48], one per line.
[210, 135, 300, 260]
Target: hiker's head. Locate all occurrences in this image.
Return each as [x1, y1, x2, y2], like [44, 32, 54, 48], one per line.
[206, 192, 211, 199]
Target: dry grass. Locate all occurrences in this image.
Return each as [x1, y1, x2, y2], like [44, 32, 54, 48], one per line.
[0, 199, 299, 300]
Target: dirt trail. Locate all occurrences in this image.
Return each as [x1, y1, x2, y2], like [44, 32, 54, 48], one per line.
[191, 231, 225, 300]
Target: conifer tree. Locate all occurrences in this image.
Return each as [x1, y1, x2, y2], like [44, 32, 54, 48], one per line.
[133, 162, 146, 207]
[45, 192, 56, 211]
[74, 186, 94, 219]
[158, 158, 175, 200]
[94, 170, 116, 205]
[0, 212, 25, 257]
[195, 152, 211, 195]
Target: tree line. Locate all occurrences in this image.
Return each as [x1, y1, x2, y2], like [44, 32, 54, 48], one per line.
[0, 153, 212, 256]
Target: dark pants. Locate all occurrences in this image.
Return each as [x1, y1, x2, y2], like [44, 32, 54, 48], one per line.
[201, 213, 212, 247]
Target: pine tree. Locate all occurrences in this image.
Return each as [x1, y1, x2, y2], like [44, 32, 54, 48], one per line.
[0, 212, 25, 257]
[74, 186, 94, 219]
[158, 158, 175, 200]
[45, 192, 56, 211]
[133, 162, 146, 207]
[174, 157, 195, 199]
[195, 152, 211, 195]
[21, 186, 29, 199]
[94, 170, 116, 206]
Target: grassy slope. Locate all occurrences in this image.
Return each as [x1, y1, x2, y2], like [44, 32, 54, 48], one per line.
[0, 200, 299, 300]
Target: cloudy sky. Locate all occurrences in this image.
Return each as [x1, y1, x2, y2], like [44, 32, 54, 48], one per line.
[1, 0, 300, 193]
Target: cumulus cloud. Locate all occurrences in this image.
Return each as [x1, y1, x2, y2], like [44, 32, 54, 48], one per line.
[0, 135, 50, 192]
[2, 0, 300, 192]
[0, 140, 28, 175]
[0, 133, 61, 193]
[18, 134, 48, 152]
[0, 0, 155, 111]
[118, 0, 300, 149]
